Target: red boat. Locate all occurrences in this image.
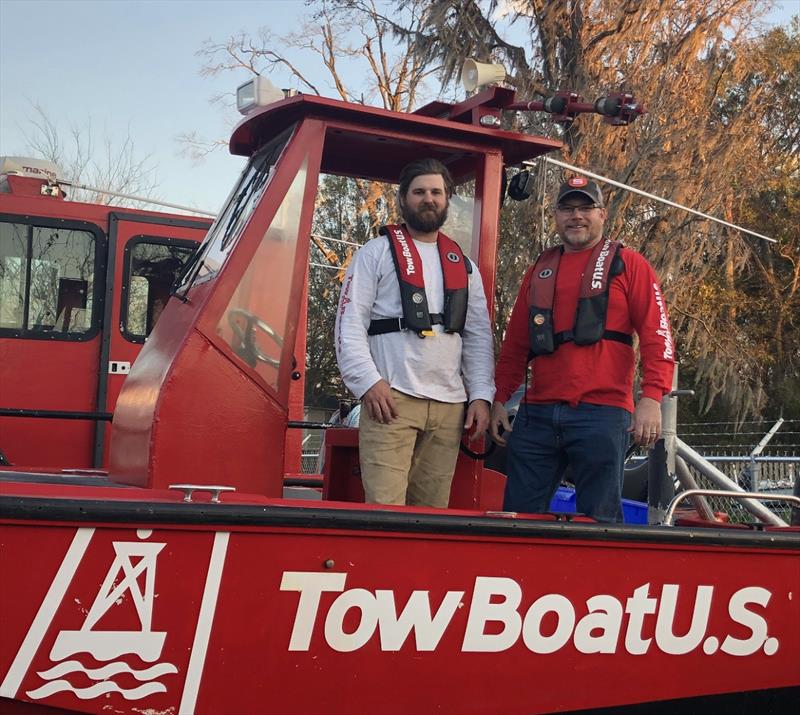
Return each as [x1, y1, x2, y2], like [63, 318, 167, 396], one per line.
[1, 81, 798, 715]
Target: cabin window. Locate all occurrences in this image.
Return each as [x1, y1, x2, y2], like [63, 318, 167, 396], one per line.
[183, 125, 296, 288]
[218, 156, 309, 392]
[0, 219, 98, 338]
[303, 172, 478, 402]
[121, 237, 197, 342]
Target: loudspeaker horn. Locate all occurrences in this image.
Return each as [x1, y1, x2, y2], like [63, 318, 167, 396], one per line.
[461, 59, 506, 92]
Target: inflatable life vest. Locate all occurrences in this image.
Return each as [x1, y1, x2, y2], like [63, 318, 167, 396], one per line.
[367, 224, 470, 338]
[528, 238, 632, 356]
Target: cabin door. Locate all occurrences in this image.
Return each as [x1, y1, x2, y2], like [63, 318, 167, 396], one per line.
[93, 214, 206, 465]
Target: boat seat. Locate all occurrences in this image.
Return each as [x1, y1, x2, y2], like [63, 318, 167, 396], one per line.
[322, 427, 364, 502]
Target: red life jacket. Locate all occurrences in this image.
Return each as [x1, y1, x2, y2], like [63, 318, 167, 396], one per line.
[527, 238, 632, 356]
[367, 224, 470, 338]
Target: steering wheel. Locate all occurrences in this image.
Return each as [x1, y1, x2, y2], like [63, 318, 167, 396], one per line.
[227, 308, 283, 368]
[459, 435, 497, 460]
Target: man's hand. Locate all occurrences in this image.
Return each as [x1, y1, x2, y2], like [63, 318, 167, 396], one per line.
[362, 380, 398, 424]
[629, 396, 662, 447]
[464, 399, 490, 443]
[489, 400, 513, 446]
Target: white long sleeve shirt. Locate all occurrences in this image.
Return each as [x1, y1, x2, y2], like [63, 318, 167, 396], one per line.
[335, 235, 495, 404]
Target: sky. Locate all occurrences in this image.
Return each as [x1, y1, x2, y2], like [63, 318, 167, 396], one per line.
[1, 0, 798, 216]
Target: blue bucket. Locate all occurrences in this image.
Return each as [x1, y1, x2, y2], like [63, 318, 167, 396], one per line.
[548, 485, 648, 524]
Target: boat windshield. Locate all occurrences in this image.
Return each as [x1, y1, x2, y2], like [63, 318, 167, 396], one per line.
[177, 125, 296, 290]
[215, 155, 311, 393]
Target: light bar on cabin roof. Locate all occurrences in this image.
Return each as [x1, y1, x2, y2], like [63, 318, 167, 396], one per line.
[236, 76, 286, 115]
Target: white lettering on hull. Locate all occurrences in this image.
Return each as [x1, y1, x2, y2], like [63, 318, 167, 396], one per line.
[281, 573, 778, 658]
[280, 572, 464, 653]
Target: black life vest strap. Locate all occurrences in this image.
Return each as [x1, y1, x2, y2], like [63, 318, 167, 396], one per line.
[368, 314, 446, 336]
[554, 329, 633, 347]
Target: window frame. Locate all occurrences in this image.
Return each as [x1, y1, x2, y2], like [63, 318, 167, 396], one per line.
[175, 124, 297, 293]
[0, 213, 106, 342]
[119, 234, 199, 344]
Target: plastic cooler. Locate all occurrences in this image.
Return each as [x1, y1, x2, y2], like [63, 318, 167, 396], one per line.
[548, 485, 648, 524]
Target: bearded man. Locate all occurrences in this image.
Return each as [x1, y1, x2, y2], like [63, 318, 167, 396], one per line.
[335, 158, 495, 507]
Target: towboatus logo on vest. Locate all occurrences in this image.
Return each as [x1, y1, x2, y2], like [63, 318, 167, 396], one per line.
[391, 226, 417, 276]
[0, 527, 229, 714]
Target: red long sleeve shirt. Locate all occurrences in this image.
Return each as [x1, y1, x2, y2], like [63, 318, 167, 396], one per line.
[494, 245, 675, 412]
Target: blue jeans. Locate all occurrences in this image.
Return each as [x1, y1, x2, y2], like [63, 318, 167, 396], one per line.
[503, 402, 631, 523]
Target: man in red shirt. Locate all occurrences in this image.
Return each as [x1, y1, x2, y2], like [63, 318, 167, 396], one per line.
[490, 177, 675, 522]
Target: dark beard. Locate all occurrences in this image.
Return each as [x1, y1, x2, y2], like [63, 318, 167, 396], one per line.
[402, 202, 448, 233]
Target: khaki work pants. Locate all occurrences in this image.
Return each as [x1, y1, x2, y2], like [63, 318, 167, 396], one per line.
[358, 389, 465, 508]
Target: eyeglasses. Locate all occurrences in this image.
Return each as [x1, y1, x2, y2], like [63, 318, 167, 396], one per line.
[555, 204, 602, 215]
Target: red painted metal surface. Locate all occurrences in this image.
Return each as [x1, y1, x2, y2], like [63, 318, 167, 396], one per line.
[98, 216, 209, 462]
[0, 512, 797, 715]
[284, 272, 309, 474]
[0, 340, 99, 467]
[0, 184, 209, 469]
[229, 93, 561, 165]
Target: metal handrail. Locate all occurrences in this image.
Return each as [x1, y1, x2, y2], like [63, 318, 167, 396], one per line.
[675, 439, 786, 525]
[0, 408, 113, 421]
[664, 489, 800, 526]
[287, 421, 333, 430]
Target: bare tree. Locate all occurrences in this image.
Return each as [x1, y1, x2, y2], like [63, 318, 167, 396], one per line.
[181, 0, 438, 159]
[21, 103, 159, 207]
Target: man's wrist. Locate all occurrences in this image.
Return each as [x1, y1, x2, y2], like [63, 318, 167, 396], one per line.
[638, 394, 662, 406]
[359, 377, 386, 399]
[468, 387, 495, 404]
[493, 389, 512, 405]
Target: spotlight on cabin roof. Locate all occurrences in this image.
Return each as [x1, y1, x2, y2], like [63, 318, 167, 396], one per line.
[236, 75, 284, 115]
[461, 59, 506, 93]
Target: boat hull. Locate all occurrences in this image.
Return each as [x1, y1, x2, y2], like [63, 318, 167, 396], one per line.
[1, 497, 799, 715]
